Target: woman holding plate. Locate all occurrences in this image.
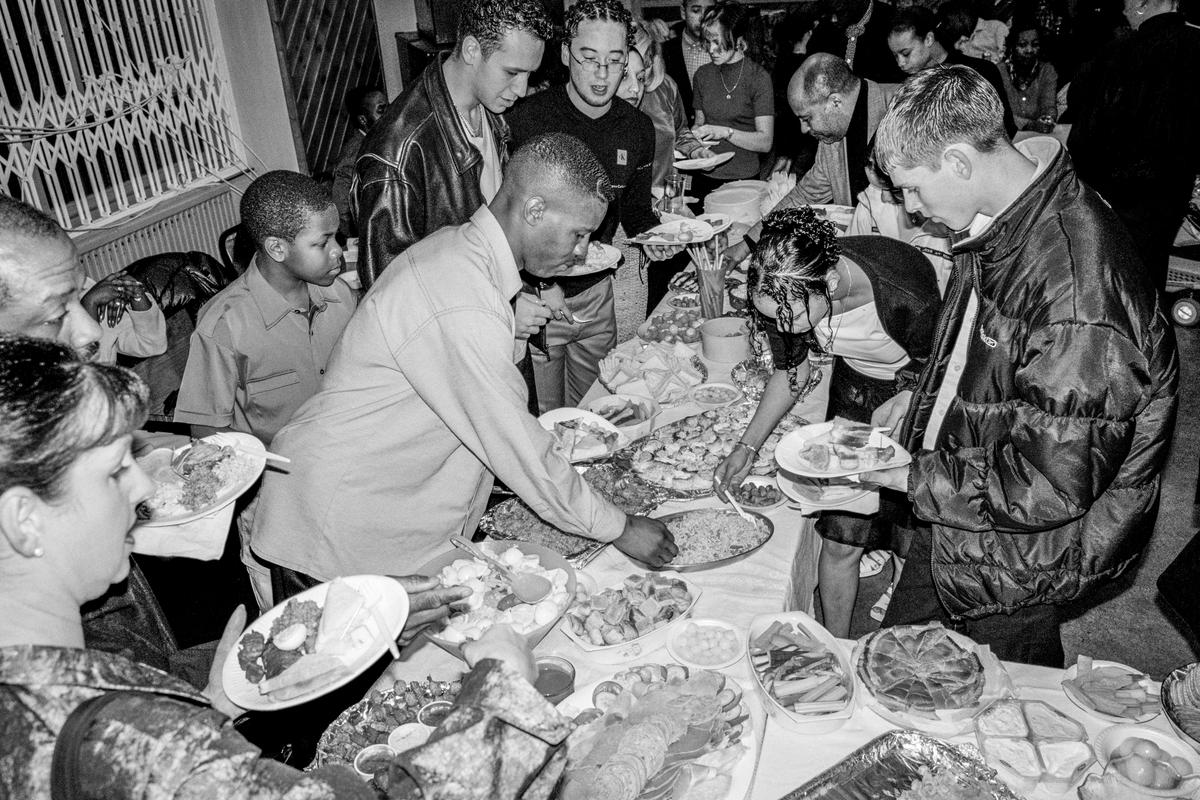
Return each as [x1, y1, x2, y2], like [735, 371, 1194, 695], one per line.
[713, 208, 941, 638]
[0, 336, 559, 799]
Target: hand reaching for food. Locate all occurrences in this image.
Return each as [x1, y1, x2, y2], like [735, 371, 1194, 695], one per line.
[613, 514, 678, 568]
[713, 447, 754, 501]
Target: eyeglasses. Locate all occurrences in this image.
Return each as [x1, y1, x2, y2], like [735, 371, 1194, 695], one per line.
[568, 48, 628, 74]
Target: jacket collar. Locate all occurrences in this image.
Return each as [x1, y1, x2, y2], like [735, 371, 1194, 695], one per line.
[1138, 11, 1187, 36]
[954, 136, 1067, 256]
[246, 257, 344, 329]
[0, 644, 207, 704]
[425, 53, 511, 178]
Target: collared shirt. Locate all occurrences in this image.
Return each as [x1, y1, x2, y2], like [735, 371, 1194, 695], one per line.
[922, 139, 1051, 449]
[252, 207, 626, 580]
[681, 30, 711, 86]
[174, 259, 357, 444]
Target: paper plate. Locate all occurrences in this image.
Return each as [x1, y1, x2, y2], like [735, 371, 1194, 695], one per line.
[135, 431, 266, 527]
[774, 421, 911, 479]
[674, 151, 735, 171]
[222, 575, 410, 711]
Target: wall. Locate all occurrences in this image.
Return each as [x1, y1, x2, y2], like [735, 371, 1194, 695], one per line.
[373, 0, 417, 97]
[211, 0, 301, 170]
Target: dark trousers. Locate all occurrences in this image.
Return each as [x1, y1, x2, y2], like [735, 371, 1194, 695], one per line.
[882, 527, 1066, 668]
[646, 251, 691, 314]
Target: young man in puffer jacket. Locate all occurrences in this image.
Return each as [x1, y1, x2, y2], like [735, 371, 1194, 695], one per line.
[864, 65, 1179, 667]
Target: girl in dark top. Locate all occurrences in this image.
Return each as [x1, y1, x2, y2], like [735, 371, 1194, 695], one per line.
[713, 207, 941, 637]
[690, 1, 775, 199]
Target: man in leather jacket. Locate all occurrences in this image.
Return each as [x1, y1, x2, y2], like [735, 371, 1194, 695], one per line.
[865, 67, 1178, 666]
[351, 0, 554, 291]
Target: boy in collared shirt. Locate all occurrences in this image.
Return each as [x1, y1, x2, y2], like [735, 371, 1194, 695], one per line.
[176, 171, 355, 444]
[175, 171, 356, 610]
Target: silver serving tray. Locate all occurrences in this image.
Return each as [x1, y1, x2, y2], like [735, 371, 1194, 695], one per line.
[477, 502, 608, 569]
[781, 730, 1022, 799]
[652, 508, 774, 572]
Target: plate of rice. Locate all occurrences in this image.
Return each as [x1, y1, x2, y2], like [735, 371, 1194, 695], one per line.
[653, 507, 774, 571]
[135, 432, 266, 526]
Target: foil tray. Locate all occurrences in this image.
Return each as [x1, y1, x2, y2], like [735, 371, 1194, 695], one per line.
[781, 730, 1023, 800]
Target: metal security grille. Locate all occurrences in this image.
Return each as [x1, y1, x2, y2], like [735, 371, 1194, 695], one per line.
[0, 0, 241, 230]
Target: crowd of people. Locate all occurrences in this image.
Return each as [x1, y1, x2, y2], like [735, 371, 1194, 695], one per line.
[0, 0, 1196, 796]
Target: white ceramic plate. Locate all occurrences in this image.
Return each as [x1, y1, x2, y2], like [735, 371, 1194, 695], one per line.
[668, 292, 702, 311]
[634, 218, 715, 246]
[560, 667, 757, 800]
[690, 382, 743, 409]
[1062, 660, 1161, 724]
[674, 150, 735, 171]
[666, 617, 745, 670]
[730, 475, 787, 511]
[559, 243, 620, 277]
[538, 407, 629, 462]
[774, 421, 911, 479]
[222, 575, 410, 711]
[135, 431, 266, 527]
[776, 472, 872, 509]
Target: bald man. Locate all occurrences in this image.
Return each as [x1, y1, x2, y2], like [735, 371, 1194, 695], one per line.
[253, 133, 676, 597]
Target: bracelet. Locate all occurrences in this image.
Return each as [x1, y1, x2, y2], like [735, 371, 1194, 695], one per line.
[726, 126, 733, 141]
[732, 441, 758, 457]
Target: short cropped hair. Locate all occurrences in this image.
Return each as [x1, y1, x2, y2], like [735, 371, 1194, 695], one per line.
[343, 84, 383, 118]
[564, 0, 635, 49]
[701, 1, 753, 53]
[456, 0, 555, 58]
[795, 53, 859, 104]
[936, 0, 979, 48]
[0, 335, 147, 501]
[0, 196, 69, 307]
[890, 6, 936, 40]
[240, 171, 334, 247]
[874, 65, 1007, 172]
[507, 132, 614, 205]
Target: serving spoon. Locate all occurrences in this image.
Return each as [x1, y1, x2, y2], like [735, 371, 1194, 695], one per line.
[449, 536, 552, 604]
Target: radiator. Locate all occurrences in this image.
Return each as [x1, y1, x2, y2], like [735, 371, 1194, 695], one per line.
[77, 188, 240, 281]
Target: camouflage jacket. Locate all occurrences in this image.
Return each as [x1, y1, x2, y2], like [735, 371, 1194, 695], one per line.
[0, 645, 372, 800]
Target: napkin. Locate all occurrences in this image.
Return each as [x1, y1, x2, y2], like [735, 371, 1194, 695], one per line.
[131, 502, 235, 561]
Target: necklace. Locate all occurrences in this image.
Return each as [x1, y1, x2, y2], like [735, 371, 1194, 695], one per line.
[719, 59, 746, 100]
[825, 260, 853, 348]
[845, 0, 875, 69]
[457, 104, 482, 138]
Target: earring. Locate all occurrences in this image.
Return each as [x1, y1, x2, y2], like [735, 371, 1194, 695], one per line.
[32, 546, 44, 558]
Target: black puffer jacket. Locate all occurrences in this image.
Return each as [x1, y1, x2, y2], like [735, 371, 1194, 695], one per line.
[899, 138, 1179, 619]
[351, 54, 509, 291]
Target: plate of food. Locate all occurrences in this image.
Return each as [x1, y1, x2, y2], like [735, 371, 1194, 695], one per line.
[539, 407, 629, 463]
[416, 541, 575, 659]
[669, 269, 699, 293]
[667, 292, 701, 311]
[558, 663, 756, 800]
[315, 675, 463, 766]
[479, 465, 673, 565]
[599, 339, 708, 405]
[696, 212, 734, 235]
[224, 575, 410, 711]
[690, 382, 743, 409]
[135, 432, 266, 526]
[654, 507, 773, 571]
[1062, 655, 1160, 723]
[854, 622, 1011, 738]
[775, 418, 911, 478]
[634, 218, 715, 246]
[1091, 724, 1200, 796]
[638, 307, 704, 345]
[1162, 661, 1200, 755]
[618, 404, 807, 495]
[730, 358, 771, 401]
[560, 242, 621, 277]
[585, 393, 661, 441]
[562, 572, 698, 664]
[667, 618, 745, 670]
[674, 150, 735, 171]
[731, 475, 786, 510]
[776, 473, 872, 509]
[748, 612, 855, 734]
[974, 698, 1094, 796]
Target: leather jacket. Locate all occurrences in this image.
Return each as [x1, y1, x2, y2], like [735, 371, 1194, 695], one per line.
[899, 138, 1179, 619]
[351, 54, 509, 291]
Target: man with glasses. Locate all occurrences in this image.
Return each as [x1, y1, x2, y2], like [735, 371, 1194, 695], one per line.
[507, 0, 664, 411]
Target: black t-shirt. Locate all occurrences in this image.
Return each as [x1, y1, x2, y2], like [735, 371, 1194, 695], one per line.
[845, 84, 871, 202]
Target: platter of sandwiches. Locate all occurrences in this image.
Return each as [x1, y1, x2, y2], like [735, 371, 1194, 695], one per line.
[223, 575, 410, 710]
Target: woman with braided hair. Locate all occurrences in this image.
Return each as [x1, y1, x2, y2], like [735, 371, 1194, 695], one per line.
[713, 207, 941, 635]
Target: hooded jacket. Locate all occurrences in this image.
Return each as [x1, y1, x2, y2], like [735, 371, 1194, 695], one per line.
[899, 138, 1179, 618]
[351, 54, 508, 291]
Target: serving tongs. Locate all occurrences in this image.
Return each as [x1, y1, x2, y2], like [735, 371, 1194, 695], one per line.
[449, 536, 552, 604]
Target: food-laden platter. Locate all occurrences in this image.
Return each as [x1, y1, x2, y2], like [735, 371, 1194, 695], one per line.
[479, 465, 673, 566]
[559, 663, 756, 800]
[1061, 655, 1160, 723]
[223, 575, 410, 711]
[854, 623, 1010, 737]
[616, 403, 807, 496]
[135, 432, 266, 526]
[539, 407, 630, 463]
[731, 475, 785, 510]
[655, 508, 773, 571]
[562, 572, 699, 663]
[417, 541, 575, 658]
[599, 339, 708, 405]
[775, 419, 911, 478]
[638, 308, 704, 345]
